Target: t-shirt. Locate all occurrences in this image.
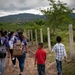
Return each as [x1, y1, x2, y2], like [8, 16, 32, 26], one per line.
[35, 48, 46, 64]
[8, 36, 16, 49]
[0, 37, 9, 48]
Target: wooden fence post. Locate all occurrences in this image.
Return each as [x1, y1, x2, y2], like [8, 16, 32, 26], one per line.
[47, 28, 51, 51]
[31, 30, 33, 45]
[35, 29, 38, 45]
[40, 28, 43, 43]
[69, 24, 74, 60]
[28, 30, 30, 42]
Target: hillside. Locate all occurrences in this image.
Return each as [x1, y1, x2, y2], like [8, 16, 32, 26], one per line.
[0, 13, 75, 23]
[70, 13, 75, 18]
[0, 13, 45, 23]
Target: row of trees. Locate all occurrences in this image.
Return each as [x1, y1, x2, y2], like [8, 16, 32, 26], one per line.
[40, 0, 74, 34]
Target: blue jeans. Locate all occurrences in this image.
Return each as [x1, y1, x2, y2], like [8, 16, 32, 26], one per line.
[17, 52, 26, 72]
[56, 59, 62, 75]
[0, 58, 6, 75]
[37, 64, 46, 75]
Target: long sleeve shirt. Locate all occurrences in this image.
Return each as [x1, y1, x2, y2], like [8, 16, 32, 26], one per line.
[52, 43, 67, 61]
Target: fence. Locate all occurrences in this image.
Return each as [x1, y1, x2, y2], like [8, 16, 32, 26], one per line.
[24, 24, 75, 60]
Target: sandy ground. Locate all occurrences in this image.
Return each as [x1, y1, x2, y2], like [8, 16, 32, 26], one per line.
[4, 46, 57, 75]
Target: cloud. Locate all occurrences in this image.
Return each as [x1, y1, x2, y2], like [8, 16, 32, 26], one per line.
[68, 0, 75, 8]
[0, 0, 49, 11]
[0, 0, 75, 16]
[61, 0, 75, 8]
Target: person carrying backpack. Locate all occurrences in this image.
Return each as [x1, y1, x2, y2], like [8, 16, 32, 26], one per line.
[0, 30, 10, 75]
[14, 31, 28, 75]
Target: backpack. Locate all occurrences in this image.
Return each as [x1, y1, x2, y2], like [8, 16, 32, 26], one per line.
[13, 40, 24, 56]
[0, 38, 6, 58]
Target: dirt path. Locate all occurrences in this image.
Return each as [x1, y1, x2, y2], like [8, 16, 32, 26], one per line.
[4, 46, 57, 75]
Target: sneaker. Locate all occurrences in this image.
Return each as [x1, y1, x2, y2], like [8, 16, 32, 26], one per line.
[12, 57, 15, 60]
[19, 72, 23, 75]
[19, 74, 22, 75]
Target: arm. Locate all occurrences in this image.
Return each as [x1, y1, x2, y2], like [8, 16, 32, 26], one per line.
[64, 56, 67, 62]
[34, 52, 37, 65]
[24, 38, 28, 53]
[63, 46, 67, 62]
[52, 45, 56, 53]
[25, 45, 28, 53]
[44, 51, 46, 60]
[34, 57, 37, 65]
[44, 55, 46, 64]
[5, 40, 10, 58]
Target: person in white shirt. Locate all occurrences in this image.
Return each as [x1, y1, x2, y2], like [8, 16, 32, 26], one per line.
[8, 31, 16, 67]
[52, 36, 67, 75]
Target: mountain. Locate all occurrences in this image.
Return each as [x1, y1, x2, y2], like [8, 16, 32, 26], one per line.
[70, 13, 75, 19]
[0, 13, 45, 23]
[0, 13, 75, 23]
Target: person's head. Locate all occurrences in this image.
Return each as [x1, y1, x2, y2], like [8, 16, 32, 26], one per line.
[4, 31, 7, 36]
[8, 31, 14, 36]
[0, 30, 5, 37]
[8, 31, 14, 40]
[10, 31, 14, 36]
[18, 31, 23, 37]
[56, 36, 62, 43]
[38, 43, 43, 49]
[18, 31, 23, 42]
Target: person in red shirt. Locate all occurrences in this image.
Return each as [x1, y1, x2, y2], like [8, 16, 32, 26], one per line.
[34, 43, 46, 75]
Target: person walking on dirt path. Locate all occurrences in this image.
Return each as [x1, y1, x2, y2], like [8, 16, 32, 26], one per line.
[15, 31, 28, 75]
[0, 30, 10, 75]
[34, 43, 46, 75]
[52, 36, 67, 75]
[8, 31, 16, 68]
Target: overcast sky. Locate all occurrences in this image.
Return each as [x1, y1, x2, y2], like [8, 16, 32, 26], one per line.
[0, 0, 75, 17]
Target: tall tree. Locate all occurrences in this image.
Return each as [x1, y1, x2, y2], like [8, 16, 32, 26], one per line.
[41, 0, 73, 34]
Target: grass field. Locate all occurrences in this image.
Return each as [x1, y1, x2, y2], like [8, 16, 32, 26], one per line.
[0, 23, 75, 75]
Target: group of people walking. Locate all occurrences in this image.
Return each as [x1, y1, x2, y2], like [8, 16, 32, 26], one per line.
[0, 29, 28, 75]
[0, 29, 67, 75]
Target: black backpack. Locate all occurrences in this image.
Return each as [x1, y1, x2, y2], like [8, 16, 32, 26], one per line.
[0, 38, 6, 58]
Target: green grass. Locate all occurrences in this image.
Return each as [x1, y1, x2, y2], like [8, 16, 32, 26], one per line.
[0, 22, 75, 74]
[47, 53, 55, 62]
[62, 61, 75, 75]
[46, 28, 75, 74]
